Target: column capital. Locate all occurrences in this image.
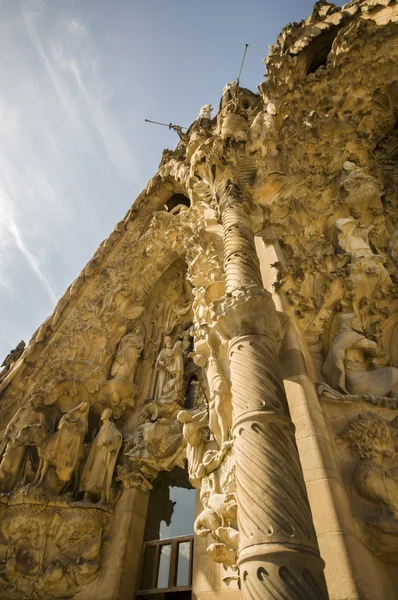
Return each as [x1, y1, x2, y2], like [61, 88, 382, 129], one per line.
[212, 288, 286, 345]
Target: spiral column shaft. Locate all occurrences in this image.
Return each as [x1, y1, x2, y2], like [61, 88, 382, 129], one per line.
[218, 198, 328, 600]
[222, 202, 263, 294]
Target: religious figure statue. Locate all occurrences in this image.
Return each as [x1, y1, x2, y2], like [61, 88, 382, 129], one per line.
[160, 340, 185, 403]
[111, 327, 144, 380]
[201, 329, 232, 448]
[0, 394, 48, 490]
[154, 336, 173, 398]
[35, 401, 90, 485]
[0, 340, 25, 382]
[177, 407, 208, 485]
[80, 408, 122, 504]
[154, 336, 174, 399]
[322, 313, 398, 397]
[143, 339, 186, 422]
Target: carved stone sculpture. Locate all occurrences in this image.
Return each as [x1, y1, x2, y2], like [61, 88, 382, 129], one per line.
[80, 408, 122, 504]
[0, 3, 398, 598]
[0, 395, 48, 491]
[35, 401, 90, 486]
[160, 340, 185, 403]
[122, 417, 184, 491]
[335, 217, 376, 262]
[177, 407, 208, 486]
[198, 104, 213, 121]
[195, 456, 239, 570]
[322, 313, 398, 397]
[341, 162, 384, 229]
[203, 329, 232, 448]
[154, 336, 174, 399]
[0, 503, 109, 599]
[0, 341, 25, 382]
[110, 327, 144, 380]
[340, 412, 398, 561]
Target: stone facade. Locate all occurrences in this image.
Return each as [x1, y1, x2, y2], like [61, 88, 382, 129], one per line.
[0, 1, 398, 598]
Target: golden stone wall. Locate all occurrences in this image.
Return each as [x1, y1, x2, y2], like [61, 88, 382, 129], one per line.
[0, 2, 398, 599]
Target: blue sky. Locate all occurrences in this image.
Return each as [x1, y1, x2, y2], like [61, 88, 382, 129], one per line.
[0, 0, 345, 358]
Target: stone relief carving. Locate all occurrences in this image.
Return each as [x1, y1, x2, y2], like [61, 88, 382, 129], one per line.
[0, 340, 27, 395]
[202, 329, 232, 450]
[0, 502, 110, 599]
[340, 412, 398, 562]
[0, 397, 125, 501]
[177, 406, 208, 486]
[319, 313, 398, 405]
[340, 161, 385, 234]
[0, 4, 397, 597]
[119, 414, 185, 493]
[194, 452, 239, 571]
[154, 337, 184, 403]
[0, 396, 124, 598]
[117, 329, 190, 492]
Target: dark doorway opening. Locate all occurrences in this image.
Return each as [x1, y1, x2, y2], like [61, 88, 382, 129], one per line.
[136, 468, 195, 599]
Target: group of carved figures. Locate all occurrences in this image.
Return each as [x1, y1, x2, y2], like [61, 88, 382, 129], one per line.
[10, 305, 398, 568]
[317, 312, 398, 558]
[177, 330, 238, 569]
[0, 397, 122, 505]
[0, 328, 191, 504]
[116, 322, 239, 569]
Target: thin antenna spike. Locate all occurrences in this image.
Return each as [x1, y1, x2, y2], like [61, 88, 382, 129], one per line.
[237, 43, 249, 87]
[145, 118, 188, 130]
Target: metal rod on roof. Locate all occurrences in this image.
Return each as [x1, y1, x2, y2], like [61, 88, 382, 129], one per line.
[236, 43, 249, 87]
[144, 119, 188, 130]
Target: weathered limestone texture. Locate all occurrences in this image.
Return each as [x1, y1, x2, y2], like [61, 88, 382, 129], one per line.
[0, 1, 398, 599]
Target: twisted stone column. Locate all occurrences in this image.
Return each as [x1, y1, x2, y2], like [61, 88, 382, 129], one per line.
[214, 184, 328, 600]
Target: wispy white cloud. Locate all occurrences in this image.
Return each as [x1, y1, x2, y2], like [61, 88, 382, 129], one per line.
[8, 217, 58, 304]
[21, 1, 139, 187]
[0, 186, 57, 304]
[0, 0, 143, 354]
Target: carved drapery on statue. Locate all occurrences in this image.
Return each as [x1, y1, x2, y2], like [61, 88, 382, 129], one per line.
[36, 401, 90, 486]
[80, 408, 122, 504]
[110, 327, 144, 380]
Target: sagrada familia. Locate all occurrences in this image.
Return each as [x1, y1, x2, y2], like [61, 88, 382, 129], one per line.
[0, 1, 397, 599]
